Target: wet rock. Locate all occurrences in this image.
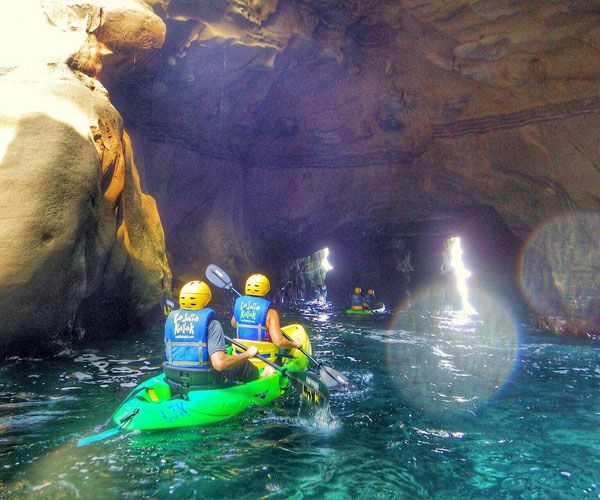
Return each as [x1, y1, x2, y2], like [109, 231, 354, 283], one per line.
[5, 0, 595, 337]
[0, 1, 170, 353]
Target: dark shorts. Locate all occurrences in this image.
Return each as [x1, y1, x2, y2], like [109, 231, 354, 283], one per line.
[220, 360, 259, 384]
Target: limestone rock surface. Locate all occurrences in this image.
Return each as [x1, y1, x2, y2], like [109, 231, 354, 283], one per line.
[116, 0, 600, 336]
[0, 0, 170, 352]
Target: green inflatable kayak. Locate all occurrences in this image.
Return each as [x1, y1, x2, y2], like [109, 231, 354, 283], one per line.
[345, 304, 386, 316]
[110, 325, 311, 431]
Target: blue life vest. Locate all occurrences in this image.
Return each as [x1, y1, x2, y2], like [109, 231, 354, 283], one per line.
[350, 293, 363, 307]
[233, 296, 271, 341]
[164, 308, 214, 369]
[364, 293, 375, 305]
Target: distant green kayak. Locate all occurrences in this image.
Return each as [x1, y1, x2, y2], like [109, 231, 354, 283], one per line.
[345, 304, 386, 316]
[111, 325, 310, 431]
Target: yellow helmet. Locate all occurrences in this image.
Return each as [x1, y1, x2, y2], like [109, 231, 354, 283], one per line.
[367, 289, 375, 295]
[179, 281, 211, 310]
[353, 287, 361, 294]
[245, 274, 270, 297]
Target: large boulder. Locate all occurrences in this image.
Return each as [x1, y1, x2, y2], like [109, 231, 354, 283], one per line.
[0, 0, 170, 352]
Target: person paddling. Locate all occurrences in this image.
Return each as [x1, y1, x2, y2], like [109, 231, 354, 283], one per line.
[164, 281, 261, 393]
[350, 287, 366, 310]
[364, 289, 377, 308]
[231, 274, 302, 350]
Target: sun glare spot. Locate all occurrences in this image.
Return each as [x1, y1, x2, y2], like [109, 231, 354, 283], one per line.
[321, 247, 333, 272]
[448, 237, 477, 314]
[387, 285, 519, 417]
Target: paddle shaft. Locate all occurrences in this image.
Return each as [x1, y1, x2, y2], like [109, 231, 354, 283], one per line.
[224, 334, 329, 404]
[228, 290, 348, 387]
[224, 334, 288, 375]
[206, 265, 348, 387]
[280, 331, 320, 366]
[363, 303, 375, 315]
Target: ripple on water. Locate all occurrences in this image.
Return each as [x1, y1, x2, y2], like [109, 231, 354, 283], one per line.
[1, 312, 600, 497]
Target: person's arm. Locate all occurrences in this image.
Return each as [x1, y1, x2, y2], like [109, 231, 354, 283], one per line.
[266, 309, 302, 349]
[230, 316, 237, 327]
[210, 348, 256, 372]
[207, 319, 257, 372]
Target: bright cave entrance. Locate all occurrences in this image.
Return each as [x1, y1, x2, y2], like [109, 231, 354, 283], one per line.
[279, 248, 333, 305]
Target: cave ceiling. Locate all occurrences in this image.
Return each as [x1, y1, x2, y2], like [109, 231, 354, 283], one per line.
[114, 0, 600, 258]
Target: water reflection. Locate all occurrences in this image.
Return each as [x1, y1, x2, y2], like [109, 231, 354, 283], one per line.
[386, 285, 519, 416]
[2, 308, 600, 497]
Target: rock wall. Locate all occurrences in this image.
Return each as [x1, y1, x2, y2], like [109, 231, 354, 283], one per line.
[110, 0, 600, 336]
[0, 0, 171, 352]
[126, 131, 261, 301]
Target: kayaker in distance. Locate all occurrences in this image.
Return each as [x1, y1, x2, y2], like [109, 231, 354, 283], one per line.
[350, 287, 366, 310]
[231, 273, 303, 349]
[164, 281, 265, 393]
[364, 289, 377, 309]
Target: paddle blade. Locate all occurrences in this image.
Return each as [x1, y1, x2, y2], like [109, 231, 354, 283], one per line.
[319, 367, 340, 389]
[161, 296, 178, 316]
[289, 371, 330, 407]
[76, 427, 121, 447]
[319, 365, 352, 388]
[205, 264, 233, 289]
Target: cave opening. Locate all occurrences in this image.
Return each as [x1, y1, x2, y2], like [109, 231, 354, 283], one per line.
[443, 235, 477, 315]
[267, 207, 523, 319]
[278, 247, 332, 305]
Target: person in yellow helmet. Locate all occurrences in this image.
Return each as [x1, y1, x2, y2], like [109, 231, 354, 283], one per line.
[350, 287, 365, 310]
[164, 281, 260, 392]
[231, 274, 302, 349]
[364, 289, 377, 308]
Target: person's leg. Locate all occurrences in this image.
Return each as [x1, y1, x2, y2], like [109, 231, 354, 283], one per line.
[222, 360, 259, 383]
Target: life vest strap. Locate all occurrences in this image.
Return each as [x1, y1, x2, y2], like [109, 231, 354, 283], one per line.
[166, 341, 208, 347]
[236, 324, 268, 340]
[165, 340, 208, 366]
[236, 324, 266, 331]
[168, 360, 208, 366]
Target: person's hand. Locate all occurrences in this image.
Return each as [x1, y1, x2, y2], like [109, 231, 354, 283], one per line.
[246, 345, 258, 358]
[293, 340, 303, 349]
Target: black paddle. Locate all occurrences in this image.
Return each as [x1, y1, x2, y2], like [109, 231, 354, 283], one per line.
[161, 295, 330, 406]
[224, 335, 329, 407]
[205, 264, 351, 389]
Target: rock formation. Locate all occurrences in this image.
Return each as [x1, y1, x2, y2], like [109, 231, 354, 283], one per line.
[111, 0, 598, 336]
[2, 0, 599, 343]
[0, 0, 171, 353]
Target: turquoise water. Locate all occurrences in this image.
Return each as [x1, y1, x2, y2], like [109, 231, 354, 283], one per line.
[1, 304, 599, 498]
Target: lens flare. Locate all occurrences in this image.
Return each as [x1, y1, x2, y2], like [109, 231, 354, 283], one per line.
[519, 211, 600, 335]
[448, 236, 477, 314]
[321, 247, 333, 272]
[385, 285, 519, 417]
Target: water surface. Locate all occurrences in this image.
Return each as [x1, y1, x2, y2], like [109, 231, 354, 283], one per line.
[1, 305, 599, 498]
